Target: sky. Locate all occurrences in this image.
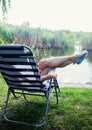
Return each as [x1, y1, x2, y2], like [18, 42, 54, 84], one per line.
[2, 0, 92, 32]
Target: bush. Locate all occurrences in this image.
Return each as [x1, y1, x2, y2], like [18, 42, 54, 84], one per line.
[0, 38, 4, 44]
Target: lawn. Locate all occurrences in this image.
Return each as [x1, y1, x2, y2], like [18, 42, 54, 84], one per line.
[0, 76, 92, 130]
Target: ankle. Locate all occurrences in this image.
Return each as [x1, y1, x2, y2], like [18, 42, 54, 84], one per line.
[73, 54, 79, 63]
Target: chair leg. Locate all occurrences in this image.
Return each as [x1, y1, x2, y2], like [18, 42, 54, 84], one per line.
[2, 89, 50, 127]
[54, 80, 60, 92]
[42, 99, 49, 126]
[53, 80, 59, 104]
[22, 90, 31, 102]
[11, 89, 24, 99]
[2, 88, 11, 121]
[54, 87, 58, 104]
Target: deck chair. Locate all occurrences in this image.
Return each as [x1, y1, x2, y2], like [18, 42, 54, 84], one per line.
[0, 44, 60, 127]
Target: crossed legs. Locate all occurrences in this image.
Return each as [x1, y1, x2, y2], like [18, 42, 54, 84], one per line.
[37, 50, 87, 76]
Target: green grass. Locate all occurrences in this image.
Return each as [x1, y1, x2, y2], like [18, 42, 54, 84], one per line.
[0, 76, 92, 130]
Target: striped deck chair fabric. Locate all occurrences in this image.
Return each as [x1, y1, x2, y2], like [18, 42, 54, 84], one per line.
[0, 44, 59, 127]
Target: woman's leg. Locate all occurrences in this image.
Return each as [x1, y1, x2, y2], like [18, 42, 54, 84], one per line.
[40, 67, 51, 76]
[37, 56, 74, 70]
[37, 50, 87, 70]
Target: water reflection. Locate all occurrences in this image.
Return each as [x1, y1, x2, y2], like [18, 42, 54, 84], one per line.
[33, 48, 92, 84]
[56, 60, 91, 84]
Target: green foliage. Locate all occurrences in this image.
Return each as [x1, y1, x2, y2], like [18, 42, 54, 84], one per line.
[0, 0, 11, 21]
[0, 76, 92, 130]
[80, 32, 92, 45]
[0, 22, 92, 49]
[60, 31, 77, 47]
[0, 38, 4, 44]
[41, 30, 55, 45]
[0, 23, 15, 43]
[1, 0, 11, 12]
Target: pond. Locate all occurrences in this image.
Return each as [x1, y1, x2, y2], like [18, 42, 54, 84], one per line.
[33, 45, 92, 84]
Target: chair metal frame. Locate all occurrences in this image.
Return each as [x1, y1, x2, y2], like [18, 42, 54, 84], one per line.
[0, 44, 60, 127]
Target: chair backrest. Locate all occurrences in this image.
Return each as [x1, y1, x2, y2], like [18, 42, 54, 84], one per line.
[0, 44, 43, 92]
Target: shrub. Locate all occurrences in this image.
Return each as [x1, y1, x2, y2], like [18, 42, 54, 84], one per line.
[0, 38, 4, 44]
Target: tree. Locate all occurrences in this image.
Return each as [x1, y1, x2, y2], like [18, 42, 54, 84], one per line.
[0, 0, 11, 20]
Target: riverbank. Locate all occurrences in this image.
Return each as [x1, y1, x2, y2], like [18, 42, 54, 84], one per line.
[59, 82, 92, 88]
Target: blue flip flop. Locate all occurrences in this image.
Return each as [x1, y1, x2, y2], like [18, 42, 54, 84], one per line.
[74, 50, 88, 65]
[77, 51, 88, 64]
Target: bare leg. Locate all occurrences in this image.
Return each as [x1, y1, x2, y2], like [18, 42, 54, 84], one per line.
[37, 55, 77, 70]
[40, 67, 51, 76]
[38, 56, 75, 76]
[37, 50, 87, 76]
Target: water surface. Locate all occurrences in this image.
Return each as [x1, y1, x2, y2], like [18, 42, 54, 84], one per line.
[34, 46, 92, 84]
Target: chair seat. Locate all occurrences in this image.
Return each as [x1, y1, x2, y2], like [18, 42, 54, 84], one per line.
[0, 44, 59, 127]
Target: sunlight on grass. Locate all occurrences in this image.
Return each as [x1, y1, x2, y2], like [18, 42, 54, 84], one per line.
[0, 76, 92, 130]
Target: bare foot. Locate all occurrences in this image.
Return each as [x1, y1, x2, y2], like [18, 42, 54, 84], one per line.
[49, 73, 57, 80]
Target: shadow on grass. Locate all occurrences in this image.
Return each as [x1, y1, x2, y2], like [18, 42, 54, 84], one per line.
[0, 97, 49, 130]
[0, 88, 92, 130]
